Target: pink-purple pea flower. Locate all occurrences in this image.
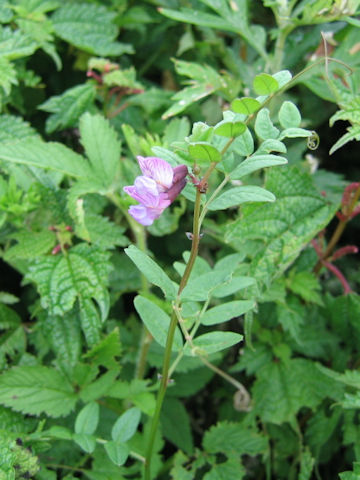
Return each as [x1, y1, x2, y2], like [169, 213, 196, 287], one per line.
[123, 156, 188, 226]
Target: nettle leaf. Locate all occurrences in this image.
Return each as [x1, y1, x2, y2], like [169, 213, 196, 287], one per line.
[134, 296, 183, 351]
[4, 230, 56, 262]
[278, 101, 301, 128]
[253, 73, 278, 96]
[0, 366, 77, 417]
[202, 300, 255, 326]
[208, 185, 275, 211]
[214, 121, 246, 138]
[0, 57, 17, 96]
[188, 142, 221, 164]
[52, 3, 133, 56]
[82, 328, 121, 369]
[0, 115, 38, 143]
[0, 26, 37, 59]
[252, 358, 343, 424]
[76, 213, 129, 249]
[231, 97, 261, 115]
[255, 108, 280, 140]
[224, 166, 338, 283]
[75, 402, 99, 435]
[39, 84, 97, 133]
[184, 331, 243, 355]
[125, 245, 176, 300]
[112, 407, 141, 443]
[230, 154, 287, 180]
[203, 421, 267, 456]
[79, 113, 121, 189]
[0, 138, 92, 178]
[26, 243, 111, 320]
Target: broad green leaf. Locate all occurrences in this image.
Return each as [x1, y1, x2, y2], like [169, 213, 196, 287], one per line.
[76, 213, 128, 249]
[0, 366, 77, 417]
[204, 455, 245, 480]
[185, 331, 243, 355]
[26, 243, 111, 321]
[0, 138, 92, 178]
[203, 421, 268, 455]
[161, 397, 193, 454]
[181, 270, 231, 301]
[208, 185, 275, 210]
[257, 139, 287, 154]
[124, 245, 176, 300]
[78, 297, 102, 347]
[112, 407, 141, 442]
[230, 154, 287, 180]
[224, 166, 338, 283]
[159, 7, 239, 32]
[212, 275, 256, 298]
[4, 230, 56, 261]
[252, 358, 343, 424]
[231, 97, 261, 115]
[52, 3, 133, 56]
[75, 402, 99, 435]
[79, 113, 121, 189]
[278, 127, 312, 140]
[162, 85, 216, 119]
[255, 108, 280, 140]
[73, 433, 96, 453]
[39, 84, 96, 134]
[82, 328, 121, 369]
[134, 296, 183, 351]
[231, 127, 254, 156]
[104, 441, 129, 466]
[79, 369, 118, 403]
[188, 142, 221, 164]
[214, 121, 246, 138]
[253, 73, 278, 95]
[202, 300, 255, 326]
[278, 101, 301, 128]
[0, 115, 38, 143]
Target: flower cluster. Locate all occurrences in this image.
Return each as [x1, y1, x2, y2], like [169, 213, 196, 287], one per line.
[124, 156, 188, 226]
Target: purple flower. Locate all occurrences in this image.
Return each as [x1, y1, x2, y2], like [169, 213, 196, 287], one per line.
[124, 156, 188, 226]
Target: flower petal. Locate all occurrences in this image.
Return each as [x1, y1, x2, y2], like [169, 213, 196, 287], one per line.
[128, 205, 162, 226]
[124, 176, 160, 207]
[137, 156, 173, 191]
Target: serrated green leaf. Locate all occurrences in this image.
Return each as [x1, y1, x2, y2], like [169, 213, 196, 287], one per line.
[104, 441, 129, 466]
[255, 108, 280, 140]
[4, 230, 56, 261]
[134, 296, 183, 351]
[330, 125, 360, 154]
[202, 300, 255, 326]
[0, 366, 77, 417]
[0, 26, 37, 59]
[230, 154, 287, 180]
[52, 3, 133, 56]
[204, 455, 245, 480]
[112, 407, 141, 442]
[124, 245, 176, 300]
[82, 328, 121, 369]
[75, 402, 99, 435]
[0, 138, 92, 178]
[39, 83, 96, 134]
[76, 213, 128, 249]
[278, 101, 301, 128]
[203, 421, 267, 455]
[188, 142, 221, 164]
[224, 166, 338, 283]
[253, 73, 278, 95]
[0, 57, 17, 95]
[214, 121, 246, 138]
[0, 115, 38, 143]
[79, 369, 118, 403]
[287, 271, 323, 304]
[185, 331, 243, 355]
[253, 358, 342, 424]
[27, 243, 111, 321]
[73, 433, 96, 453]
[208, 185, 275, 210]
[299, 448, 315, 480]
[231, 97, 261, 115]
[161, 397, 193, 454]
[79, 113, 121, 189]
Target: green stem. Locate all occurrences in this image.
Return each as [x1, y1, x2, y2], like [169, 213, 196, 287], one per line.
[144, 189, 203, 480]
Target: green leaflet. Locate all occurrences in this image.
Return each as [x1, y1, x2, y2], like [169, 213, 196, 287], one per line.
[112, 407, 141, 443]
[26, 243, 111, 321]
[134, 295, 183, 351]
[208, 185, 275, 211]
[224, 166, 339, 284]
[75, 402, 99, 435]
[184, 331, 243, 355]
[39, 83, 97, 133]
[201, 300, 255, 326]
[229, 154, 287, 180]
[79, 113, 122, 189]
[104, 441, 129, 466]
[161, 397, 193, 454]
[125, 245, 177, 300]
[0, 57, 17, 96]
[0, 366, 77, 417]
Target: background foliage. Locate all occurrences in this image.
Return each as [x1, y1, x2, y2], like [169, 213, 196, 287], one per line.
[0, 0, 359, 479]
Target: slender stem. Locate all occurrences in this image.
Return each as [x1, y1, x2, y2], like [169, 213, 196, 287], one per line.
[314, 185, 360, 273]
[144, 189, 203, 480]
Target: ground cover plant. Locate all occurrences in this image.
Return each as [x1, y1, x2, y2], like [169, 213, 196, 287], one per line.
[0, 0, 360, 479]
